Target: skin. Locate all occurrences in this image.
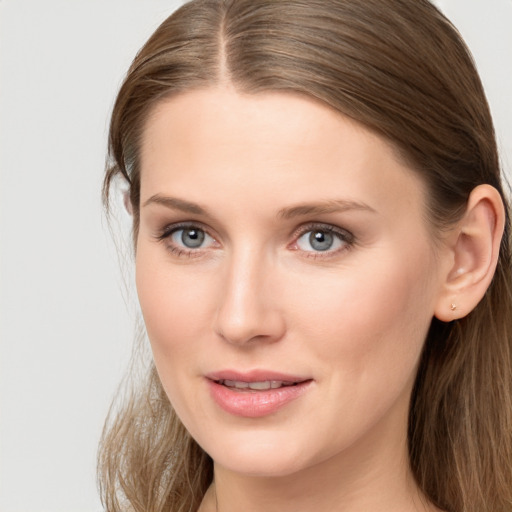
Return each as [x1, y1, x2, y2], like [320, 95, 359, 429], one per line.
[136, 87, 450, 512]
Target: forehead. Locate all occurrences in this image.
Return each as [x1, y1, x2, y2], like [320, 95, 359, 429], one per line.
[142, 88, 387, 163]
[139, 87, 427, 225]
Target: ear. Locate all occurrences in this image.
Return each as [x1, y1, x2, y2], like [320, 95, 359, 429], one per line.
[434, 184, 505, 322]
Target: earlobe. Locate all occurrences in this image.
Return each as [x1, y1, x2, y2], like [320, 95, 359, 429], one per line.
[434, 184, 505, 322]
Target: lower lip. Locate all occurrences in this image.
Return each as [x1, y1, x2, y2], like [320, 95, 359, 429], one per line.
[207, 379, 312, 418]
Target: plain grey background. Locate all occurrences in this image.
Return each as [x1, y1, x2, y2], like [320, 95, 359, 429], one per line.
[0, 1, 510, 511]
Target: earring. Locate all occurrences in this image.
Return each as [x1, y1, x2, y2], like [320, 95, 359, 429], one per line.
[450, 303, 457, 311]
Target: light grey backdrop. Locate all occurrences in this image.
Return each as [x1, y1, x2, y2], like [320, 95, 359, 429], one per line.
[0, 1, 510, 511]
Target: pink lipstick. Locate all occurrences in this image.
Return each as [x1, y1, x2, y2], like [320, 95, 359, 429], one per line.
[206, 370, 313, 418]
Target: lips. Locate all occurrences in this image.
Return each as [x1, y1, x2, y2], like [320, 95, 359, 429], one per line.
[206, 371, 313, 417]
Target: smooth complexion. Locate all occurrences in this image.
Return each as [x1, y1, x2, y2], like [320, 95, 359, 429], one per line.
[136, 88, 449, 512]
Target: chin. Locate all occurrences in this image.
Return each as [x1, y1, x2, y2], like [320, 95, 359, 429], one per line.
[216, 454, 308, 478]
[201, 431, 318, 477]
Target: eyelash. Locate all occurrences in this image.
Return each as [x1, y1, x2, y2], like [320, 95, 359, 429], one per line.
[155, 222, 355, 259]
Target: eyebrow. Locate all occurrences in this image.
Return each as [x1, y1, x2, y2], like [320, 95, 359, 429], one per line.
[277, 199, 376, 219]
[143, 194, 376, 219]
[142, 194, 209, 215]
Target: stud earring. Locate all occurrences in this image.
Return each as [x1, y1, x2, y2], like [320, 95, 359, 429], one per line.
[450, 303, 457, 311]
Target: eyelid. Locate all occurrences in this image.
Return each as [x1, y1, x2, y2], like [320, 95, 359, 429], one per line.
[155, 221, 214, 240]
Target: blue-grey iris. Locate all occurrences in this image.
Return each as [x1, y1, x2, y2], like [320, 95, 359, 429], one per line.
[310, 231, 333, 251]
[181, 228, 205, 248]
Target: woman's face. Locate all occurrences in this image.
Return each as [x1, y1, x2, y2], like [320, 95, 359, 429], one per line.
[136, 88, 446, 477]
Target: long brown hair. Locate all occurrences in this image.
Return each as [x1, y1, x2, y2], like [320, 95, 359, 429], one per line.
[99, 1, 512, 511]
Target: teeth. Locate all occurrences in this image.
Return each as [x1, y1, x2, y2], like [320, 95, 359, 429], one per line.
[220, 380, 296, 390]
[223, 380, 249, 389]
[248, 381, 271, 390]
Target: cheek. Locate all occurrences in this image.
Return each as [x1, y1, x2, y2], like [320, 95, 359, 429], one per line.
[289, 251, 435, 385]
[135, 250, 213, 367]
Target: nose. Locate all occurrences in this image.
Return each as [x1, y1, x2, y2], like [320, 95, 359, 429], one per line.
[214, 248, 286, 346]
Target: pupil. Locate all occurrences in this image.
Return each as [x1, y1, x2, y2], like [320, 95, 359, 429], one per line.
[310, 230, 333, 251]
[182, 228, 205, 248]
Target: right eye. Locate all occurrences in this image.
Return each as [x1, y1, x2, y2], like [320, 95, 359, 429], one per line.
[157, 224, 218, 256]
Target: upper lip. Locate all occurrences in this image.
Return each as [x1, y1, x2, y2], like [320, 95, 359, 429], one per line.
[206, 370, 311, 384]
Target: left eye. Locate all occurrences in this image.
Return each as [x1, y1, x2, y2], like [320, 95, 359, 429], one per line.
[296, 228, 347, 252]
[170, 227, 214, 249]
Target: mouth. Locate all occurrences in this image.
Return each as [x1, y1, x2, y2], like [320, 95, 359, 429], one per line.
[206, 372, 313, 417]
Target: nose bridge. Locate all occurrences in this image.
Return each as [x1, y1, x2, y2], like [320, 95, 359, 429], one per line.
[214, 242, 284, 345]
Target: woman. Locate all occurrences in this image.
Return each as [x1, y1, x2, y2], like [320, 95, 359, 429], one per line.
[99, 1, 512, 511]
